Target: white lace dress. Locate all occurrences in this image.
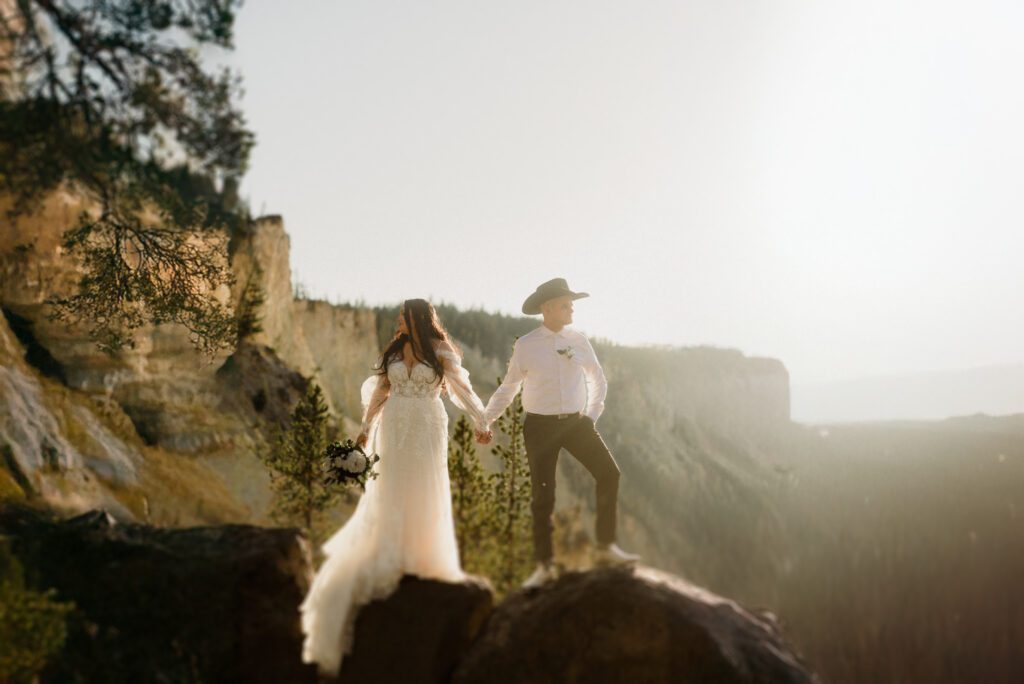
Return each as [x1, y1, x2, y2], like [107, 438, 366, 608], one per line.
[299, 347, 487, 677]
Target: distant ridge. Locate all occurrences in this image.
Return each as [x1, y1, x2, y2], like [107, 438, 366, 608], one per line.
[792, 363, 1024, 423]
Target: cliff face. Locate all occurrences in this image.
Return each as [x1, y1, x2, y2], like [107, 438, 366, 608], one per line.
[290, 299, 379, 424]
[229, 218, 379, 421]
[1, 191, 247, 454]
[0, 307, 252, 524]
[0, 197, 377, 523]
[0, 310, 137, 518]
[598, 344, 791, 436]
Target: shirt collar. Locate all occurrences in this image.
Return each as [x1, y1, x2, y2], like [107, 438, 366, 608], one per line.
[537, 325, 570, 339]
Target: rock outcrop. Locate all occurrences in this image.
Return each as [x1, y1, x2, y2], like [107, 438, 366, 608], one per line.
[1, 194, 379, 523]
[290, 299, 379, 424]
[0, 304, 252, 524]
[1, 505, 812, 684]
[453, 564, 814, 684]
[335, 575, 494, 683]
[229, 216, 379, 424]
[0, 503, 319, 683]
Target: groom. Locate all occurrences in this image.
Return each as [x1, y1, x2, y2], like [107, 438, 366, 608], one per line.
[479, 278, 640, 588]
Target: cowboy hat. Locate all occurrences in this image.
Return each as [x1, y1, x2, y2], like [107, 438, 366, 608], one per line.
[522, 278, 590, 315]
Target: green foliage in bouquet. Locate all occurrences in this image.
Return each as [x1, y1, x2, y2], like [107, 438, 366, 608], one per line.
[0, 542, 74, 682]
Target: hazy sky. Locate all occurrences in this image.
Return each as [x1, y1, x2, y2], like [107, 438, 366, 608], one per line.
[226, 0, 1024, 386]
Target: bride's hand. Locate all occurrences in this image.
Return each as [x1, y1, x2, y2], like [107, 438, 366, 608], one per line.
[356, 432, 368, 449]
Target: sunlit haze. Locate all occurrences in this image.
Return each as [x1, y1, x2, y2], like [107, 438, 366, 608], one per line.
[226, 0, 1024, 402]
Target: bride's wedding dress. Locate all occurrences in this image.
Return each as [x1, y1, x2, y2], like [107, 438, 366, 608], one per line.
[299, 346, 487, 677]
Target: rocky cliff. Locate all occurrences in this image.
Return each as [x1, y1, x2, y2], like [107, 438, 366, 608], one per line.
[0, 194, 377, 524]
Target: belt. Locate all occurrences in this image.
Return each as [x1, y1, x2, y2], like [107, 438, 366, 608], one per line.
[526, 411, 581, 420]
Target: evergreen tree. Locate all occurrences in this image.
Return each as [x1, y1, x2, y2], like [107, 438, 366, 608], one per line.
[486, 391, 534, 593]
[447, 395, 533, 596]
[235, 263, 267, 342]
[447, 414, 495, 576]
[261, 382, 340, 546]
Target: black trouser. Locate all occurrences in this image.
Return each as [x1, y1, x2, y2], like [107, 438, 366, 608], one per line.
[522, 412, 621, 563]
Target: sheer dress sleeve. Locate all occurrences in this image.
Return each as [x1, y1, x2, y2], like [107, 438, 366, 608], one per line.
[359, 372, 391, 444]
[436, 347, 487, 431]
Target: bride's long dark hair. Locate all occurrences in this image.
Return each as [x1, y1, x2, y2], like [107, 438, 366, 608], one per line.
[376, 299, 458, 383]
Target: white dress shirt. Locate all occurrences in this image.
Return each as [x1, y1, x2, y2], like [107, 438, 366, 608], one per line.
[483, 325, 608, 426]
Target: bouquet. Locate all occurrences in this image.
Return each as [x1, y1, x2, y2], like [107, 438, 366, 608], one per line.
[322, 439, 380, 491]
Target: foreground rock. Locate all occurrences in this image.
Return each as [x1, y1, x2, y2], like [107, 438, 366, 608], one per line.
[1, 504, 811, 683]
[453, 564, 814, 684]
[334, 575, 494, 683]
[0, 504, 318, 683]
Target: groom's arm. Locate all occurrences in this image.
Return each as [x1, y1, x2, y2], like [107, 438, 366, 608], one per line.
[581, 336, 607, 423]
[483, 339, 526, 427]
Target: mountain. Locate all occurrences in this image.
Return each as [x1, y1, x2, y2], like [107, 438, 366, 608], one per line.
[792, 364, 1024, 423]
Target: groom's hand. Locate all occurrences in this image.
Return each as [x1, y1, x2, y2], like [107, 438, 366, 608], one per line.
[475, 429, 493, 445]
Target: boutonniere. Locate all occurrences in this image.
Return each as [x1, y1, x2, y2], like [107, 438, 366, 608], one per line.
[556, 346, 576, 360]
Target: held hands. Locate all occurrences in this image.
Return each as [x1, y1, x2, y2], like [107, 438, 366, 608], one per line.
[474, 429, 493, 445]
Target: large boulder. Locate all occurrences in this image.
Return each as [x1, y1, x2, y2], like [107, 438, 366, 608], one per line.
[0, 504, 318, 683]
[334, 575, 494, 683]
[0, 503, 813, 683]
[453, 564, 814, 684]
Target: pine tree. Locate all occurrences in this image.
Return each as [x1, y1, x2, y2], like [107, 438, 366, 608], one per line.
[1, 0, 253, 355]
[447, 415, 496, 576]
[261, 382, 340, 545]
[235, 263, 267, 342]
[487, 392, 534, 593]
[447, 395, 533, 596]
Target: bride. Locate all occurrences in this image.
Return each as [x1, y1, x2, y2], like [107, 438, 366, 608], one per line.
[299, 298, 490, 677]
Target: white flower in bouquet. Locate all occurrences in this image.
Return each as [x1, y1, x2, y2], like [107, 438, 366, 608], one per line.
[323, 439, 380, 490]
[342, 452, 368, 474]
